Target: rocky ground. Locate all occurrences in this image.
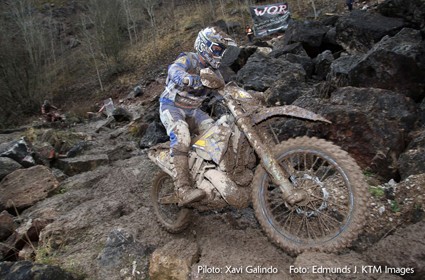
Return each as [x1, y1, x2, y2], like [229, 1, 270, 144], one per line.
[1, 0, 425, 279]
[0, 90, 424, 280]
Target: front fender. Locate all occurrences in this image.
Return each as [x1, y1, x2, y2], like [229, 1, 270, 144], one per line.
[251, 105, 331, 125]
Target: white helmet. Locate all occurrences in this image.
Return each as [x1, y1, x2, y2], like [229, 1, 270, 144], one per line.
[194, 27, 236, 69]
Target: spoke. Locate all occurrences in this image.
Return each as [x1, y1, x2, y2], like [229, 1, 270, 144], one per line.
[319, 165, 333, 181]
[297, 153, 301, 171]
[269, 201, 286, 213]
[304, 213, 318, 240]
[309, 193, 349, 209]
[317, 211, 332, 233]
[313, 205, 343, 233]
[295, 211, 308, 236]
[282, 208, 296, 232]
[310, 156, 321, 173]
[313, 158, 326, 176]
[275, 209, 293, 224]
[313, 206, 327, 237]
[305, 204, 344, 226]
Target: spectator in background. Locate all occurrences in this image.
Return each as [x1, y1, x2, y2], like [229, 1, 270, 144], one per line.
[245, 25, 254, 43]
[41, 100, 59, 122]
[346, 0, 354, 11]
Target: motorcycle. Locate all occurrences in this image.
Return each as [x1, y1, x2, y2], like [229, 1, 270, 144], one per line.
[148, 68, 368, 254]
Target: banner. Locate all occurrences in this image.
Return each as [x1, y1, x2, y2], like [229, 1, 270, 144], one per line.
[249, 3, 291, 37]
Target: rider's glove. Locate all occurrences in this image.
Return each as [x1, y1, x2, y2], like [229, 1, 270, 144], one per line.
[184, 74, 202, 89]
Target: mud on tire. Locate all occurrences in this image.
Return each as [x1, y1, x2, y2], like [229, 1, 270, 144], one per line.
[252, 136, 369, 255]
[151, 171, 192, 233]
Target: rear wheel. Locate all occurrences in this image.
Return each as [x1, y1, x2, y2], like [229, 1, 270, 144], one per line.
[151, 171, 192, 233]
[252, 136, 368, 254]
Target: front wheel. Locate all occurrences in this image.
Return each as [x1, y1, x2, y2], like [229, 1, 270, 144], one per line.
[252, 136, 368, 255]
[151, 171, 192, 233]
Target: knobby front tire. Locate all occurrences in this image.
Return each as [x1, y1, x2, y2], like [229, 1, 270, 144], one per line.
[252, 136, 368, 255]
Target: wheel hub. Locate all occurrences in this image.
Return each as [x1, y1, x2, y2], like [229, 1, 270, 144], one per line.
[287, 174, 329, 217]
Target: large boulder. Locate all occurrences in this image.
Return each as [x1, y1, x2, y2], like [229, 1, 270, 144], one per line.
[97, 228, 150, 280]
[335, 28, 425, 101]
[335, 10, 405, 54]
[0, 261, 76, 280]
[0, 165, 59, 211]
[283, 20, 330, 57]
[377, 0, 425, 29]
[149, 239, 199, 280]
[138, 122, 168, 149]
[270, 42, 309, 58]
[237, 50, 306, 92]
[0, 157, 21, 180]
[313, 50, 334, 80]
[264, 73, 311, 106]
[0, 138, 35, 167]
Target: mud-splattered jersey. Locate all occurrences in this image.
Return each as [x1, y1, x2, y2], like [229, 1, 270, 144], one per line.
[160, 52, 208, 109]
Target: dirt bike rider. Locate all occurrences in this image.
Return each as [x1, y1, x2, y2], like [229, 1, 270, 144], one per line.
[159, 26, 236, 206]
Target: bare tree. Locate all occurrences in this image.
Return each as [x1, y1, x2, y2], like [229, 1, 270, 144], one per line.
[121, 0, 139, 44]
[140, 0, 160, 45]
[80, 15, 104, 91]
[1, 0, 53, 120]
[86, 0, 125, 64]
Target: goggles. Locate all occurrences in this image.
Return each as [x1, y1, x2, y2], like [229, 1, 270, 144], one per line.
[208, 42, 226, 57]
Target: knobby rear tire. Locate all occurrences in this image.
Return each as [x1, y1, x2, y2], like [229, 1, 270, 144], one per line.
[151, 171, 192, 233]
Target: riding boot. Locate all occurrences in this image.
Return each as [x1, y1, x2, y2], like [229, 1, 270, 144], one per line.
[173, 153, 205, 206]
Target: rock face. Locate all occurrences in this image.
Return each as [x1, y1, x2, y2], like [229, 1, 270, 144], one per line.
[0, 165, 59, 211]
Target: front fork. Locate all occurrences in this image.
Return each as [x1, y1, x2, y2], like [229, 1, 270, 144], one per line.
[224, 97, 306, 205]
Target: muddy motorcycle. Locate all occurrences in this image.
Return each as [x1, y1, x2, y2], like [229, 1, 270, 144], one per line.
[148, 68, 368, 254]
